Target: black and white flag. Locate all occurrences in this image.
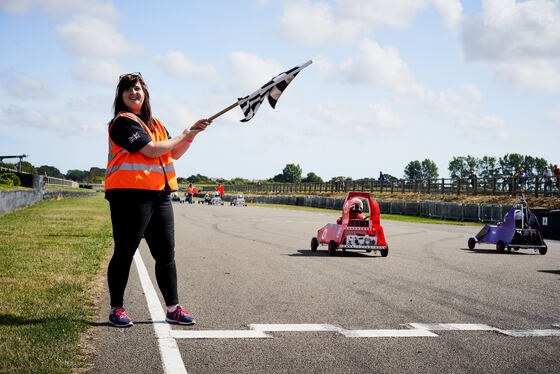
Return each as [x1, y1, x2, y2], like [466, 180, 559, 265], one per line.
[237, 60, 312, 122]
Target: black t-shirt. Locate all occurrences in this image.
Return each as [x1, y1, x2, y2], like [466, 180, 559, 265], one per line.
[105, 116, 172, 202]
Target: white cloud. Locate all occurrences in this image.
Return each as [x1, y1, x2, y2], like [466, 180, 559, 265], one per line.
[544, 105, 560, 124]
[315, 100, 405, 131]
[0, 104, 75, 131]
[71, 58, 124, 85]
[1, 70, 51, 99]
[155, 51, 217, 79]
[339, 39, 415, 89]
[228, 52, 283, 92]
[493, 61, 560, 93]
[462, 0, 560, 62]
[461, 0, 560, 92]
[456, 113, 506, 140]
[0, 0, 118, 20]
[54, 15, 144, 58]
[279, 0, 463, 45]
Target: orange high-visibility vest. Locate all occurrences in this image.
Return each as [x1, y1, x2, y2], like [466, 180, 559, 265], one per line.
[105, 112, 178, 192]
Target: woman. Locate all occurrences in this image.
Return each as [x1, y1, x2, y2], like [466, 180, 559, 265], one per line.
[105, 72, 211, 327]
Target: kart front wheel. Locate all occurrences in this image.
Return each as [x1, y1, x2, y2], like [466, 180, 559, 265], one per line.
[380, 247, 388, 257]
[539, 246, 547, 255]
[311, 237, 318, 252]
[468, 237, 476, 250]
[328, 240, 337, 256]
[496, 240, 506, 253]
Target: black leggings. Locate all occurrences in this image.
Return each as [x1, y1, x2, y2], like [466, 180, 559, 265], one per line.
[108, 197, 178, 307]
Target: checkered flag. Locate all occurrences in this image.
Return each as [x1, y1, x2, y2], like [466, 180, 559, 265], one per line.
[236, 60, 312, 122]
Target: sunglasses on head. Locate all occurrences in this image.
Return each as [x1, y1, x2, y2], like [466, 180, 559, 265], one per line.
[119, 72, 142, 80]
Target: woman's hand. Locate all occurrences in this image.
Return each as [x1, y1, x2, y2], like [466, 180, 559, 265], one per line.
[183, 119, 212, 140]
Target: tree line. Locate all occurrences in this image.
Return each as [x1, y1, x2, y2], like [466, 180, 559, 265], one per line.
[1, 152, 554, 186]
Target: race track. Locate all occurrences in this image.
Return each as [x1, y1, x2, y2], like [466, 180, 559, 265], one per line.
[90, 203, 560, 374]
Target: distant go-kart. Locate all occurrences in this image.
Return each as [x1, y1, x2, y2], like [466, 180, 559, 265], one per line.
[467, 196, 547, 255]
[311, 192, 388, 256]
[231, 193, 247, 206]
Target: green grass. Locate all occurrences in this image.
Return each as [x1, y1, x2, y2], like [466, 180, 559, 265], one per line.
[250, 203, 479, 226]
[0, 194, 113, 374]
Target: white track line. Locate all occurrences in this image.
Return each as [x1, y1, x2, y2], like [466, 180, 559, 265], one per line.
[171, 330, 270, 339]
[134, 251, 187, 374]
[496, 329, 560, 337]
[408, 323, 496, 331]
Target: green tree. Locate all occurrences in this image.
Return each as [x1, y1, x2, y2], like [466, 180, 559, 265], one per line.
[87, 167, 105, 183]
[404, 160, 422, 180]
[302, 172, 323, 183]
[499, 153, 524, 175]
[420, 159, 439, 179]
[38, 165, 65, 178]
[66, 169, 86, 181]
[477, 156, 498, 178]
[282, 163, 302, 183]
[448, 156, 470, 178]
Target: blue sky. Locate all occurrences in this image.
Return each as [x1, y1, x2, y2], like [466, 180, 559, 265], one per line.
[1, 0, 559, 180]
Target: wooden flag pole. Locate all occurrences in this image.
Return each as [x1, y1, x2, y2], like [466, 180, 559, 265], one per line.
[208, 102, 239, 121]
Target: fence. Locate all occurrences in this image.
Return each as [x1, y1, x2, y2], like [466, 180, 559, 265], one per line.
[223, 175, 559, 197]
[46, 176, 79, 188]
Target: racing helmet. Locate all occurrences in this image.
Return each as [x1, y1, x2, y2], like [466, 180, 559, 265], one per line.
[349, 198, 363, 214]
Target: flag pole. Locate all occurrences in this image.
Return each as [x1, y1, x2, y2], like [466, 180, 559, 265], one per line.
[208, 102, 239, 121]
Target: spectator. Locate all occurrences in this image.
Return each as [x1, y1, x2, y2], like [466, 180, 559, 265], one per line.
[506, 172, 514, 195]
[378, 171, 387, 181]
[187, 183, 194, 204]
[468, 170, 477, 191]
[554, 164, 560, 191]
[517, 168, 529, 193]
[543, 167, 552, 194]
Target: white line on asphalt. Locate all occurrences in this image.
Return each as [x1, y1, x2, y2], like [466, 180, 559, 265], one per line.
[167, 323, 560, 340]
[171, 330, 271, 339]
[408, 323, 496, 331]
[134, 251, 187, 374]
[249, 323, 342, 332]
[496, 329, 560, 337]
[340, 329, 438, 338]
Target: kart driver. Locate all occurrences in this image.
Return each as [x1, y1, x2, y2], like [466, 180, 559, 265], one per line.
[337, 198, 365, 224]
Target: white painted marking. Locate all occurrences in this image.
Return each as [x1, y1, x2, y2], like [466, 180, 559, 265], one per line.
[171, 330, 270, 339]
[340, 329, 438, 338]
[408, 323, 496, 331]
[249, 323, 341, 332]
[134, 251, 187, 374]
[496, 329, 560, 337]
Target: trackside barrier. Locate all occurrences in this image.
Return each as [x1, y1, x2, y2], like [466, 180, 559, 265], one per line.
[222, 193, 550, 224]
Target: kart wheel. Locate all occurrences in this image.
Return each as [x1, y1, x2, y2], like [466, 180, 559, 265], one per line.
[539, 246, 547, 255]
[311, 237, 318, 252]
[467, 237, 476, 250]
[496, 240, 506, 253]
[380, 247, 388, 257]
[328, 240, 337, 256]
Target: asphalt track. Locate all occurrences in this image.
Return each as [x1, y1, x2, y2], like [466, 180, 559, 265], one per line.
[88, 202, 560, 374]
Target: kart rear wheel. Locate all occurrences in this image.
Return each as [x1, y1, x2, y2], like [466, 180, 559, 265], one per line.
[468, 237, 476, 250]
[380, 247, 388, 257]
[539, 246, 547, 255]
[496, 240, 506, 253]
[328, 240, 337, 256]
[311, 237, 318, 252]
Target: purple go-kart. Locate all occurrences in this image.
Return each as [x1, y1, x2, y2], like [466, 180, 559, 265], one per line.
[467, 196, 547, 255]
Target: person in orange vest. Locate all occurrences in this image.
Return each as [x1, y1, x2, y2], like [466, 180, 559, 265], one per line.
[187, 183, 194, 204]
[105, 72, 211, 327]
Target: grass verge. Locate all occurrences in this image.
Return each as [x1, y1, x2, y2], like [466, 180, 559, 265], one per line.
[249, 203, 479, 226]
[0, 193, 112, 374]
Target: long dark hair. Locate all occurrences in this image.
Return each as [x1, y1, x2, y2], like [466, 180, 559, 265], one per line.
[112, 73, 153, 128]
